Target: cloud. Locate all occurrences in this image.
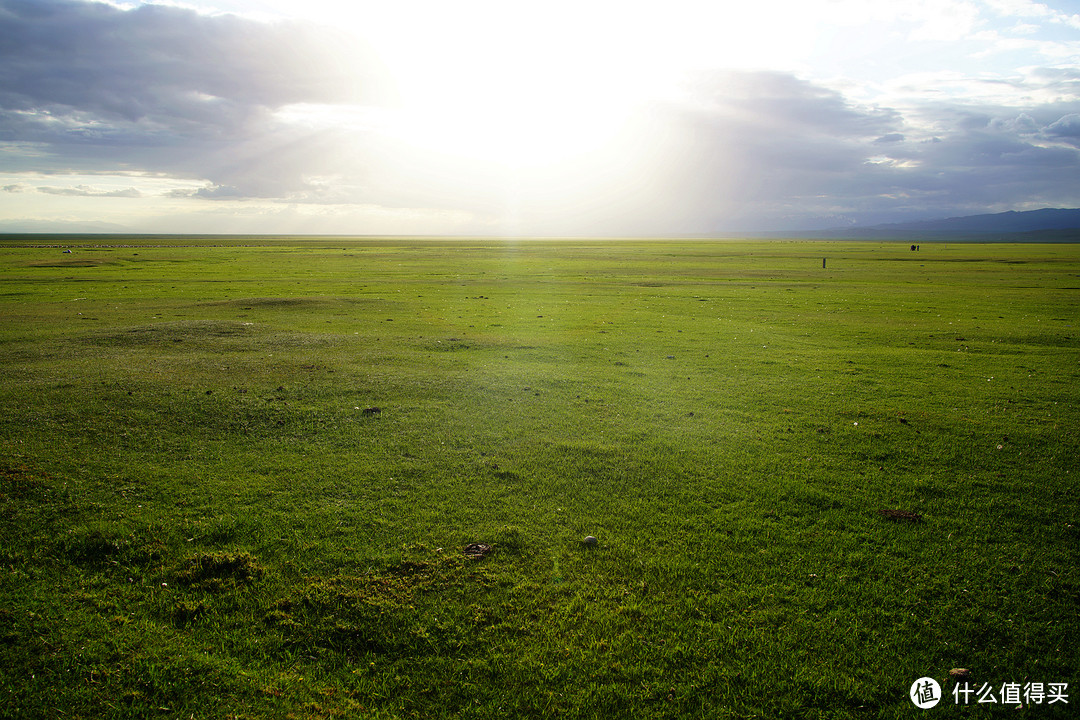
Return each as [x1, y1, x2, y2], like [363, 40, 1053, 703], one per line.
[37, 184, 143, 197]
[1, 0, 1078, 233]
[985, 0, 1080, 27]
[603, 72, 911, 229]
[1047, 113, 1080, 141]
[991, 112, 1040, 134]
[628, 68, 1080, 230]
[0, 0, 389, 114]
[0, 0, 392, 195]
[194, 185, 245, 199]
[905, 0, 983, 42]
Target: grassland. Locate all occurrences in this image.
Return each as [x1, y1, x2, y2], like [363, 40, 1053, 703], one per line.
[1, 237, 1077, 718]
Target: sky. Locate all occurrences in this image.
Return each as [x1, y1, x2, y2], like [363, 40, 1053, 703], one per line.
[1, 0, 1079, 235]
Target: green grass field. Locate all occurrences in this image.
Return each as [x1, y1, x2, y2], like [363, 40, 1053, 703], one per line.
[1, 237, 1077, 718]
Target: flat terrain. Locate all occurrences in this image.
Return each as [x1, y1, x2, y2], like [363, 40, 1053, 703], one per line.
[1, 238, 1077, 718]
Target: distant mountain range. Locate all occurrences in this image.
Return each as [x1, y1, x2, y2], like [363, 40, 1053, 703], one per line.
[3, 207, 1078, 239]
[787, 208, 1080, 240]
[0, 219, 130, 233]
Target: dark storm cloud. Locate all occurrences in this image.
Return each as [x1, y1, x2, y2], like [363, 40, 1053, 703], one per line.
[0, 0, 391, 194]
[474, 68, 1080, 233]
[592, 72, 908, 231]
[0, 0, 385, 114]
[700, 71, 902, 137]
[1046, 114, 1080, 144]
[629, 70, 1080, 230]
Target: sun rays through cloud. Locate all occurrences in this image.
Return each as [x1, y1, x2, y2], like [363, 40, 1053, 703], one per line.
[1, 0, 1078, 233]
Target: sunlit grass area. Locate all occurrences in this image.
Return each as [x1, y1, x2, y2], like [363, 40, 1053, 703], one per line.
[1, 238, 1077, 718]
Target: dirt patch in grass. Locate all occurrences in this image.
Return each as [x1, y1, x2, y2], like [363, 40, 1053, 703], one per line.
[64, 528, 168, 569]
[993, 332, 1079, 349]
[0, 461, 79, 527]
[463, 542, 492, 560]
[0, 463, 52, 502]
[877, 508, 922, 523]
[205, 296, 387, 310]
[83, 322, 345, 356]
[85, 320, 255, 347]
[170, 551, 266, 592]
[24, 258, 117, 268]
[268, 551, 495, 656]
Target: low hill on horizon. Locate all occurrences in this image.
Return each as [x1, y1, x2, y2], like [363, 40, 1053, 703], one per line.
[786, 208, 1080, 240]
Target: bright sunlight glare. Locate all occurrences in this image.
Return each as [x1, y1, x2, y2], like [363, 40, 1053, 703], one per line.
[356, 3, 652, 170]
[309, 0, 821, 171]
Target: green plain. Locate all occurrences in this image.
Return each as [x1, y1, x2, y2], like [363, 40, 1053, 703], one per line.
[1, 238, 1077, 718]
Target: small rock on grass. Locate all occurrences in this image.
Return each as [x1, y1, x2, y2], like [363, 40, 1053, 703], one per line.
[583, 536, 598, 547]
